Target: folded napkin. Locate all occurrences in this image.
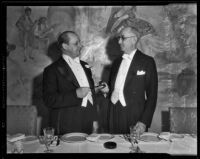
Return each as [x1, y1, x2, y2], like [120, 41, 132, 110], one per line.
[86, 134, 100, 142]
[7, 133, 25, 143]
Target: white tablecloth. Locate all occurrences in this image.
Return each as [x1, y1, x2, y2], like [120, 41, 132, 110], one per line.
[7, 134, 197, 154]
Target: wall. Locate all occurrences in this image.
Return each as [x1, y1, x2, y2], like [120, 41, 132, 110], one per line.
[7, 4, 197, 134]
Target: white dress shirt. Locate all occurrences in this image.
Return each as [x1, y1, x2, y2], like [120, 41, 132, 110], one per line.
[62, 54, 93, 107]
[111, 49, 136, 107]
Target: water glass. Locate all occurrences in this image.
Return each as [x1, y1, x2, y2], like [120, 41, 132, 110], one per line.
[130, 125, 140, 141]
[129, 125, 140, 152]
[43, 127, 55, 153]
[11, 141, 24, 153]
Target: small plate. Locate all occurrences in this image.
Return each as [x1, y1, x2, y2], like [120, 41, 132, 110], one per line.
[21, 136, 38, 144]
[86, 133, 114, 142]
[98, 134, 114, 141]
[60, 133, 88, 143]
[139, 132, 160, 142]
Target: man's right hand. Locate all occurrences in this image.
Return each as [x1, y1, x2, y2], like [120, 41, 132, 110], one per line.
[76, 87, 90, 98]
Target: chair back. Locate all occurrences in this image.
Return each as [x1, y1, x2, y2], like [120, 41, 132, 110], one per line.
[7, 105, 38, 135]
[169, 107, 197, 134]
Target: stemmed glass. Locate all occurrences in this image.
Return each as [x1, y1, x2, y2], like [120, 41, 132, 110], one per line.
[129, 125, 140, 153]
[39, 127, 55, 153]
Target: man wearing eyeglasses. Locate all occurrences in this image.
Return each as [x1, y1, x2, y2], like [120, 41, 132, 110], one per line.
[43, 31, 100, 135]
[102, 26, 158, 135]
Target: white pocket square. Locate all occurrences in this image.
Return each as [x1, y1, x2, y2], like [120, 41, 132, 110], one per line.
[137, 70, 146, 75]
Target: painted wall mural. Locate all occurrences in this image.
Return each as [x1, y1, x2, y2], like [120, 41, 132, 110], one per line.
[7, 4, 197, 133]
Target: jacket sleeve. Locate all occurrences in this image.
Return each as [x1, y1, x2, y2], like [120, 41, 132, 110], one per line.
[140, 57, 158, 128]
[43, 67, 82, 109]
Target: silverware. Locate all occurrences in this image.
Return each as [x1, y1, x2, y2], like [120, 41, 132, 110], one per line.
[158, 136, 172, 142]
[56, 138, 60, 146]
[190, 134, 197, 138]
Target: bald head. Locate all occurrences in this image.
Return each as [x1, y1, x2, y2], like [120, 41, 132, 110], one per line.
[57, 31, 78, 50]
[57, 31, 82, 58]
[121, 27, 140, 40]
[118, 26, 141, 54]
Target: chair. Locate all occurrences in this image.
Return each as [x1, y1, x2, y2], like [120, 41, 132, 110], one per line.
[169, 107, 197, 134]
[7, 105, 38, 136]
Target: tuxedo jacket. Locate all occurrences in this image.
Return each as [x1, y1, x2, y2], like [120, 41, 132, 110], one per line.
[43, 57, 97, 134]
[108, 49, 158, 128]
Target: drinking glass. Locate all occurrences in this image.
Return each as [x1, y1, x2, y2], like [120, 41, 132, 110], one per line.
[11, 141, 24, 153]
[129, 125, 140, 152]
[43, 127, 55, 153]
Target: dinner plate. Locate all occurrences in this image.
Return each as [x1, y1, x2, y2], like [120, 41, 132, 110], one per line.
[21, 136, 39, 144]
[139, 132, 160, 142]
[60, 133, 88, 143]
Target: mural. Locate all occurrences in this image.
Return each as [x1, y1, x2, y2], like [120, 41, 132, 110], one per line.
[6, 4, 197, 133]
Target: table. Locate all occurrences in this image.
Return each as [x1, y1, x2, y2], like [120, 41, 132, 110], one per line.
[7, 134, 197, 155]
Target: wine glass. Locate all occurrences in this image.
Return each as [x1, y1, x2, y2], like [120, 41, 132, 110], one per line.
[43, 127, 55, 153]
[129, 125, 140, 152]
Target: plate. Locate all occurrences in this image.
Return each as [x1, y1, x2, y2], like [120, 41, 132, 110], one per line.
[170, 133, 184, 141]
[86, 133, 99, 142]
[21, 136, 38, 144]
[7, 133, 25, 143]
[86, 133, 114, 142]
[139, 132, 160, 142]
[60, 133, 88, 143]
[98, 134, 114, 141]
[158, 133, 184, 141]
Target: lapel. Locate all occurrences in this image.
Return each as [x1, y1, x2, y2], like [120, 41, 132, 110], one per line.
[111, 57, 123, 90]
[56, 57, 79, 87]
[124, 49, 143, 89]
[80, 61, 94, 89]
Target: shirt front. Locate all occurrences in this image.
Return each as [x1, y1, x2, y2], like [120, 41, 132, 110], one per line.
[111, 49, 137, 106]
[62, 54, 93, 107]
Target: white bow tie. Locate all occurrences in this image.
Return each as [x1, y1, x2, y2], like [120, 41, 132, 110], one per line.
[122, 54, 131, 60]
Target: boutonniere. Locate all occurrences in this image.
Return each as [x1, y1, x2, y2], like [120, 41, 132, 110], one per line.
[137, 70, 146, 75]
[85, 64, 91, 69]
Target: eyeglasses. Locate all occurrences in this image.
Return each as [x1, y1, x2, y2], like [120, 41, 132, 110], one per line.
[118, 35, 136, 41]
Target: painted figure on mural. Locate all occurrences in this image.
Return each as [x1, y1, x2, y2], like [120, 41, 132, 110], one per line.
[7, 42, 16, 57]
[43, 31, 106, 135]
[33, 16, 59, 51]
[16, 7, 37, 62]
[106, 6, 157, 57]
[101, 26, 158, 134]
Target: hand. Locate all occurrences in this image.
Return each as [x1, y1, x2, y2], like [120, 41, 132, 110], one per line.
[97, 82, 109, 94]
[134, 122, 146, 135]
[76, 87, 90, 98]
[92, 121, 99, 133]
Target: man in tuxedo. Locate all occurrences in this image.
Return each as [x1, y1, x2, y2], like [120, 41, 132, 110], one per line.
[43, 31, 99, 135]
[103, 26, 158, 134]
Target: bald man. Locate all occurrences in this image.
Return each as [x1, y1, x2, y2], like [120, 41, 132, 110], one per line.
[43, 31, 99, 135]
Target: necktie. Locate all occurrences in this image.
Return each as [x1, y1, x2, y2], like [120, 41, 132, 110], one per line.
[122, 53, 131, 60]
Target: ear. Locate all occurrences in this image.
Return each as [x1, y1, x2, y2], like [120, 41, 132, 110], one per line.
[62, 43, 68, 50]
